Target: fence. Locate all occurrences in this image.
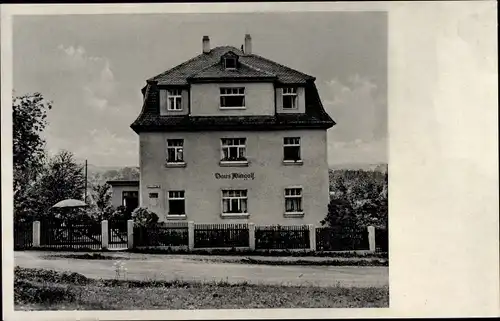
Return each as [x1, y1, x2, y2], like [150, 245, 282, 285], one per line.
[316, 226, 370, 251]
[14, 222, 33, 250]
[375, 228, 388, 252]
[16, 220, 383, 252]
[134, 222, 189, 247]
[194, 223, 249, 248]
[39, 220, 102, 250]
[255, 225, 310, 250]
[108, 220, 128, 249]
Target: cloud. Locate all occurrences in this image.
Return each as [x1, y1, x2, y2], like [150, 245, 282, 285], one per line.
[57, 44, 117, 111]
[319, 74, 387, 165]
[41, 45, 138, 166]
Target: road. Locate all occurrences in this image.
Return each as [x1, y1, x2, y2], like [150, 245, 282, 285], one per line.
[14, 251, 388, 288]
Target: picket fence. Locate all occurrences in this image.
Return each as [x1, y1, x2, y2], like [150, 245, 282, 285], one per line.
[15, 220, 384, 252]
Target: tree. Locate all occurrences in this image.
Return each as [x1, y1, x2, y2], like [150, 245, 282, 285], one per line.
[322, 169, 388, 229]
[27, 150, 87, 222]
[13, 93, 52, 221]
[89, 182, 113, 221]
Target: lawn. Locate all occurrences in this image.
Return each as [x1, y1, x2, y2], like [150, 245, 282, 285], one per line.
[15, 267, 389, 310]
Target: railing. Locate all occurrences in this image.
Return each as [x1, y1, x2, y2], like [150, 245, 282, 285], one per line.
[16, 220, 382, 253]
[255, 225, 310, 250]
[39, 220, 102, 250]
[316, 226, 369, 251]
[375, 228, 388, 252]
[108, 220, 128, 249]
[134, 222, 189, 247]
[194, 223, 249, 248]
[14, 222, 33, 250]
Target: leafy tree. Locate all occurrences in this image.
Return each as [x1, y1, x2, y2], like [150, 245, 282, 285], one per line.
[13, 93, 52, 221]
[88, 182, 113, 221]
[105, 205, 132, 221]
[322, 169, 388, 229]
[26, 150, 87, 222]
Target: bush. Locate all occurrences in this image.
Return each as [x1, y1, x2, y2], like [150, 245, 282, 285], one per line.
[14, 279, 76, 304]
[14, 266, 89, 285]
[132, 207, 159, 227]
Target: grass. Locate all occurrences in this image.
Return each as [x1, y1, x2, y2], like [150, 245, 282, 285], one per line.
[15, 267, 389, 310]
[128, 247, 388, 258]
[42, 253, 130, 260]
[217, 257, 388, 266]
[18, 246, 388, 259]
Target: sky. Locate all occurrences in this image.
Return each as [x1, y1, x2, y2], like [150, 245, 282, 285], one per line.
[13, 12, 387, 167]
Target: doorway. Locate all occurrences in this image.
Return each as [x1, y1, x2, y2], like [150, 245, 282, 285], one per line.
[122, 191, 139, 214]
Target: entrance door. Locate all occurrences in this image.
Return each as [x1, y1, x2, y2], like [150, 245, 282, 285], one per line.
[122, 191, 139, 214]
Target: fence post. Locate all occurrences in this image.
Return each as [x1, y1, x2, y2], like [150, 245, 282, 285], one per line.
[308, 224, 316, 251]
[127, 219, 134, 249]
[368, 225, 376, 252]
[188, 221, 195, 251]
[248, 223, 256, 250]
[32, 221, 41, 247]
[101, 220, 109, 250]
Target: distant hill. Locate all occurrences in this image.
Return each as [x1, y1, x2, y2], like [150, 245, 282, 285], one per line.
[329, 163, 388, 173]
[86, 164, 140, 185]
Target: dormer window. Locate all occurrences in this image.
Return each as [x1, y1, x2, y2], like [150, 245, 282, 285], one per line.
[167, 89, 182, 111]
[282, 87, 298, 109]
[223, 57, 237, 70]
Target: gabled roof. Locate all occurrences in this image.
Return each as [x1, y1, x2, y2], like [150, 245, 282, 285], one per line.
[149, 46, 315, 85]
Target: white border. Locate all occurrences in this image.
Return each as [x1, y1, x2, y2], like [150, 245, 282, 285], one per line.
[2, 1, 499, 320]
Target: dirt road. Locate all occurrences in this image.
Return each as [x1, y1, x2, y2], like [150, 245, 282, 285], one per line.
[14, 251, 388, 288]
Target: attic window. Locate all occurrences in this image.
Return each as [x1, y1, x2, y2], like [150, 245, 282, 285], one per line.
[224, 57, 237, 69]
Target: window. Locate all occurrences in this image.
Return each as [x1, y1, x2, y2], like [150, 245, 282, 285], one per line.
[282, 87, 298, 109]
[221, 138, 246, 161]
[285, 188, 303, 213]
[149, 192, 159, 206]
[220, 87, 245, 108]
[167, 139, 184, 163]
[223, 57, 237, 69]
[283, 137, 301, 161]
[168, 191, 185, 215]
[167, 89, 182, 111]
[222, 190, 248, 214]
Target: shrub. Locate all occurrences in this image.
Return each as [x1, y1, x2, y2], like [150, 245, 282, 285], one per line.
[14, 279, 76, 304]
[132, 207, 159, 227]
[14, 266, 89, 285]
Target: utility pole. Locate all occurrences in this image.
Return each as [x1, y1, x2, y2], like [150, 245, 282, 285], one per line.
[84, 159, 88, 203]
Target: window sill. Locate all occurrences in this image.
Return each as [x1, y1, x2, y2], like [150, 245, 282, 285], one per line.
[283, 160, 303, 166]
[166, 214, 187, 220]
[221, 213, 250, 219]
[219, 160, 249, 167]
[166, 109, 184, 112]
[165, 162, 187, 168]
[284, 212, 305, 218]
[219, 106, 246, 110]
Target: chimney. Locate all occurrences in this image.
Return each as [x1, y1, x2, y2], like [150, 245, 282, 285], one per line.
[202, 36, 210, 53]
[244, 34, 252, 54]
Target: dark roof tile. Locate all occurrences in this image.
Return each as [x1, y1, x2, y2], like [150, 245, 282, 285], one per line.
[149, 46, 313, 85]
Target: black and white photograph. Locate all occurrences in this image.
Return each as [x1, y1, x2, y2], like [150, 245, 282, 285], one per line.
[9, 10, 389, 310]
[2, 1, 498, 319]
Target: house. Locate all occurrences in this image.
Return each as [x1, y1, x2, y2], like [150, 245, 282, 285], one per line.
[109, 35, 335, 224]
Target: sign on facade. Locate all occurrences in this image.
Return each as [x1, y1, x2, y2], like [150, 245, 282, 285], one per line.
[214, 172, 255, 180]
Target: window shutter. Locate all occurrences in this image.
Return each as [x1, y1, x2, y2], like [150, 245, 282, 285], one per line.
[276, 88, 283, 111]
[181, 89, 189, 112]
[159, 90, 168, 115]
